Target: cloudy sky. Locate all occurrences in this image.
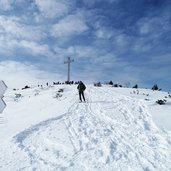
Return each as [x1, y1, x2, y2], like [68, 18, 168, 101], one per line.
[0, 0, 171, 90]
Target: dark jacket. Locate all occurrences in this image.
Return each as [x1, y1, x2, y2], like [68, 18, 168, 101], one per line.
[77, 82, 86, 92]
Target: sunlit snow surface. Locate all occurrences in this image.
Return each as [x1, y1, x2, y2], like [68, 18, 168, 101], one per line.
[0, 85, 171, 171]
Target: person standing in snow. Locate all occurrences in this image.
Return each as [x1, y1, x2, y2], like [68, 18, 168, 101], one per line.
[77, 81, 86, 102]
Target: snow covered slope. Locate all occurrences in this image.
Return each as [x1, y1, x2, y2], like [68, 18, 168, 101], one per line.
[0, 85, 171, 171]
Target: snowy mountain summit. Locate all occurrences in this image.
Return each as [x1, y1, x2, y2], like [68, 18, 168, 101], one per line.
[0, 85, 171, 171]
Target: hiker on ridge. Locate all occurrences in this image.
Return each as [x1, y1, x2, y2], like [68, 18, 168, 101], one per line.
[77, 81, 86, 102]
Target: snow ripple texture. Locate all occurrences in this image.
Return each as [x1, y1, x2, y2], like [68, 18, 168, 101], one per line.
[1, 86, 171, 171]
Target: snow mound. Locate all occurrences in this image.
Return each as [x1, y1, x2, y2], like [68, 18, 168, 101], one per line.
[0, 85, 171, 171]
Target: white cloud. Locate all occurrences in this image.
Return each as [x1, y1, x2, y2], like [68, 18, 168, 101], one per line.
[94, 25, 128, 48]
[66, 45, 106, 59]
[0, 35, 53, 58]
[114, 34, 129, 47]
[93, 53, 117, 66]
[149, 53, 171, 66]
[132, 38, 152, 53]
[0, 15, 46, 41]
[137, 16, 170, 37]
[19, 40, 52, 57]
[74, 46, 98, 58]
[83, 0, 118, 7]
[54, 45, 118, 68]
[51, 12, 88, 37]
[0, 60, 63, 88]
[95, 28, 114, 39]
[0, 0, 14, 11]
[34, 0, 73, 19]
[53, 46, 97, 62]
[0, 15, 52, 58]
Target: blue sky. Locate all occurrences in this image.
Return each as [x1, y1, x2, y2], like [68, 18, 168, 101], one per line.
[0, 0, 171, 91]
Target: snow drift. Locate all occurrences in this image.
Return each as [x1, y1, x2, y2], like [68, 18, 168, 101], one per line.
[0, 85, 171, 171]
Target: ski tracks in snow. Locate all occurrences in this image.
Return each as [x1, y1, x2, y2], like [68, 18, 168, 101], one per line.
[2, 86, 171, 171]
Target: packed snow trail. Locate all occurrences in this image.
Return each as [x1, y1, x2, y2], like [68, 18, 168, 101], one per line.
[0, 85, 171, 171]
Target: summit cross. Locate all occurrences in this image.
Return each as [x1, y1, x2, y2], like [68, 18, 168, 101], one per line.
[64, 57, 74, 82]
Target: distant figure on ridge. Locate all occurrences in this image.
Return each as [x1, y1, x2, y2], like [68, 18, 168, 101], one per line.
[77, 81, 86, 102]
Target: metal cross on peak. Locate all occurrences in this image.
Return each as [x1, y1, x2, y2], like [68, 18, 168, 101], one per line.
[64, 57, 74, 82]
